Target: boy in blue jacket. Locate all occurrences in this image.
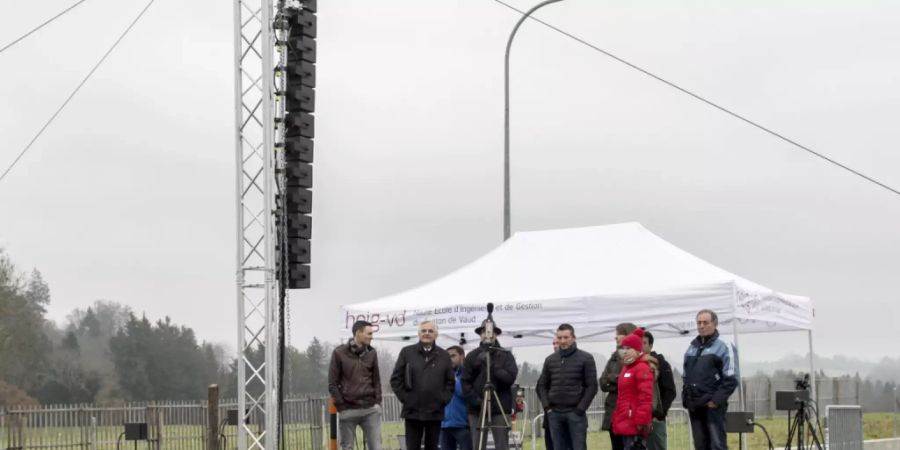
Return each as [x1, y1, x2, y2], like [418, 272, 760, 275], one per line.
[441, 346, 472, 450]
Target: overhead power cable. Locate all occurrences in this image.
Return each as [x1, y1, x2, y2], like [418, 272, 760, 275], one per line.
[493, 0, 900, 198]
[0, 0, 91, 55]
[0, 0, 156, 186]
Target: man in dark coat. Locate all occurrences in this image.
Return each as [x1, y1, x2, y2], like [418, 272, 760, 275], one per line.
[642, 330, 677, 450]
[391, 320, 455, 450]
[682, 310, 738, 450]
[599, 322, 638, 450]
[461, 318, 518, 450]
[536, 324, 598, 450]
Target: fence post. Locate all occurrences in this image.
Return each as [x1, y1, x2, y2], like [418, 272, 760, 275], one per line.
[15, 412, 24, 450]
[741, 378, 748, 412]
[766, 377, 773, 419]
[91, 416, 98, 450]
[815, 377, 822, 406]
[321, 401, 328, 450]
[893, 386, 898, 439]
[329, 398, 337, 450]
[833, 378, 840, 405]
[149, 405, 163, 450]
[208, 385, 220, 450]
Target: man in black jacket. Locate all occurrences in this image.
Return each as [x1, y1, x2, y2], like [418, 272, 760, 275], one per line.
[391, 320, 455, 450]
[461, 319, 518, 450]
[642, 331, 677, 450]
[536, 324, 598, 450]
[540, 337, 560, 450]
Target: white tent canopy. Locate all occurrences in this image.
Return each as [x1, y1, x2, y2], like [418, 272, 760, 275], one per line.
[340, 222, 813, 348]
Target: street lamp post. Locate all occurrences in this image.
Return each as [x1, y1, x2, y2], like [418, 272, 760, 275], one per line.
[504, 0, 566, 241]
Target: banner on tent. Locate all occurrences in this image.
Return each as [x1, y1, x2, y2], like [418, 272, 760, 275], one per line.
[734, 286, 813, 330]
[341, 298, 588, 337]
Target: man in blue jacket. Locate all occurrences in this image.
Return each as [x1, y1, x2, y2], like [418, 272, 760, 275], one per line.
[441, 345, 471, 450]
[682, 309, 739, 450]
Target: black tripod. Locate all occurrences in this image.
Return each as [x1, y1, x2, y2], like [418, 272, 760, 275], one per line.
[784, 400, 824, 450]
[476, 305, 512, 450]
[476, 348, 512, 450]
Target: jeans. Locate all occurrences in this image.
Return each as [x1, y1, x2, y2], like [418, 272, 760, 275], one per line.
[622, 435, 647, 450]
[646, 419, 667, 450]
[547, 410, 588, 450]
[404, 419, 441, 450]
[688, 405, 727, 450]
[338, 405, 382, 450]
[468, 414, 509, 450]
[440, 427, 472, 450]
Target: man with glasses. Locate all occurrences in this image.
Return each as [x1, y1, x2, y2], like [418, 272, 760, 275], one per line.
[682, 310, 738, 450]
[391, 320, 455, 450]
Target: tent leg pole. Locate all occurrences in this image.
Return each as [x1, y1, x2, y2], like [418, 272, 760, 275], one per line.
[731, 320, 746, 411]
[808, 329, 817, 405]
[731, 319, 747, 450]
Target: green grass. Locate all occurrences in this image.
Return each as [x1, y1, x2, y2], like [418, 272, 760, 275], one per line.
[513, 413, 900, 450]
[2, 414, 897, 450]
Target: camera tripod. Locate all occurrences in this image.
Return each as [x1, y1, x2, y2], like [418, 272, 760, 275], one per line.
[476, 345, 513, 450]
[784, 400, 824, 450]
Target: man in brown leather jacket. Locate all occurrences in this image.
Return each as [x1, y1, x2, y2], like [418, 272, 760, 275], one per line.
[329, 320, 383, 450]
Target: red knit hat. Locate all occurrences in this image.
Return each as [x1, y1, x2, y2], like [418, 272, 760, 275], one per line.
[621, 328, 644, 352]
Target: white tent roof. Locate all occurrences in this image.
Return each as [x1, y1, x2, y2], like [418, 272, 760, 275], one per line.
[341, 222, 813, 348]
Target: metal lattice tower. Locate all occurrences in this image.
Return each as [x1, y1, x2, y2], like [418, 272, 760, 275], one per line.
[235, 0, 314, 446]
[234, 0, 281, 448]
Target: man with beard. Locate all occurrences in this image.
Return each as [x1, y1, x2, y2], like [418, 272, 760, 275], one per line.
[536, 324, 598, 450]
[328, 320, 382, 450]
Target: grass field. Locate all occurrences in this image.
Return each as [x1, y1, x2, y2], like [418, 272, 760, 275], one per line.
[2, 413, 897, 450]
[512, 413, 900, 450]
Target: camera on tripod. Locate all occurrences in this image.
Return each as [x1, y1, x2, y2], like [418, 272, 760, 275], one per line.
[775, 373, 824, 450]
[775, 373, 812, 411]
[474, 302, 512, 450]
[795, 373, 811, 391]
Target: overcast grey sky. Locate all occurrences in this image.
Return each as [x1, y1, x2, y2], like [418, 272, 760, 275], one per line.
[1, 0, 899, 366]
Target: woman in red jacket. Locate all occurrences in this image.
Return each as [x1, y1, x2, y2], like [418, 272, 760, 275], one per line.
[612, 328, 655, 450]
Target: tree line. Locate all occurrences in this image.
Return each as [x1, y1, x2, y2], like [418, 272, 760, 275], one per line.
[0, 249, 339, 405]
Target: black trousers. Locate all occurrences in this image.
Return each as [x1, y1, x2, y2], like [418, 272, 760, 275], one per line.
[544, 415, 554, 450]
[405, 419, 442, 450]
[609, 431, 624, 450]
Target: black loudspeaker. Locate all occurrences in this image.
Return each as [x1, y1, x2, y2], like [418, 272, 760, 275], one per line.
[124, 423, 148, 440]
[776, 390, 810, 411]
[725, 412, 755, 433]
